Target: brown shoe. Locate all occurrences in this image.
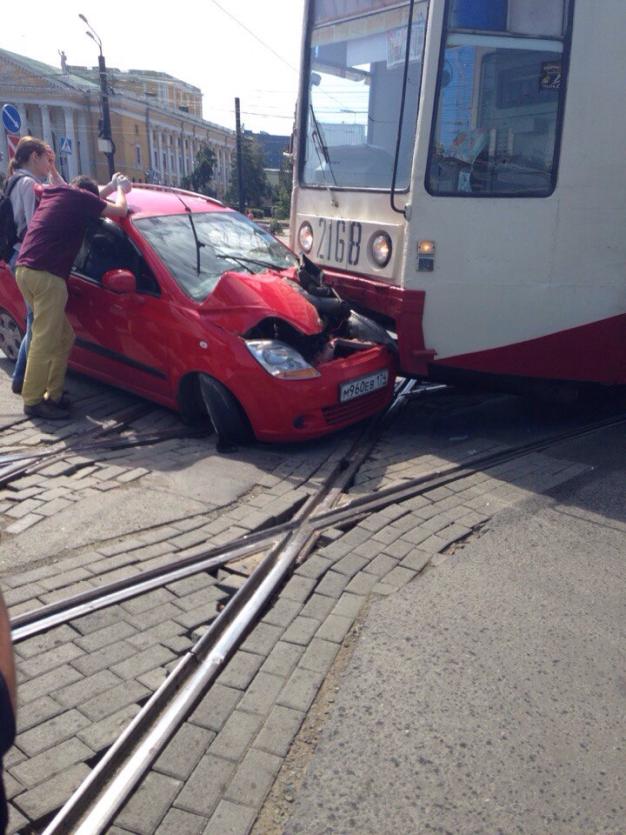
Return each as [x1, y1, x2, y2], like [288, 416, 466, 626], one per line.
[24, 401, 70, 421]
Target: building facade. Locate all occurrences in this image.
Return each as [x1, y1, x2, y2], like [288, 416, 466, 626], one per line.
[0, 48, 235, 197]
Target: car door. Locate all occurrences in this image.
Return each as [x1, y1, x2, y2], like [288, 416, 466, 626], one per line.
[67, 218, 173, 401]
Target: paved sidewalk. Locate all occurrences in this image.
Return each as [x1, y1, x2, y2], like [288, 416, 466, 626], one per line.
[283, 427, 626, 834]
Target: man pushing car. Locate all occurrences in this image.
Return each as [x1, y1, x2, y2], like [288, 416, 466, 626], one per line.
[14, 175, 130, 420]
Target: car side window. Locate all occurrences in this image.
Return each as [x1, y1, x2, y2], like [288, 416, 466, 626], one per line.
[74, 219, 160, 295]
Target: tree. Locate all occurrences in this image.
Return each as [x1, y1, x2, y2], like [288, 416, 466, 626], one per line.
[181, 143, 216, 196]
[226, 134, 269, 210]
[275, 151, 293, 219]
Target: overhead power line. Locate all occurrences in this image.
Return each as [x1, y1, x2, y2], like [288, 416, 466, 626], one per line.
[207, 0, 298, 74]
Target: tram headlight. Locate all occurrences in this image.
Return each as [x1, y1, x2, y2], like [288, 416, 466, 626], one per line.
[298, 222, 314, 253]
[369, 231, 392, 268]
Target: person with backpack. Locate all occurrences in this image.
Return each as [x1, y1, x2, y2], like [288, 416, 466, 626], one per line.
[1, 137, 64, 394]
[1, 136, 131, 396]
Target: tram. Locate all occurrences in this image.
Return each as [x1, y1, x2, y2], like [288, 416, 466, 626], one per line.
[289, 0, 626, 390]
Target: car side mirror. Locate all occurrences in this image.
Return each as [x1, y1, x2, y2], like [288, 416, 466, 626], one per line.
[102, 269, 136, 294]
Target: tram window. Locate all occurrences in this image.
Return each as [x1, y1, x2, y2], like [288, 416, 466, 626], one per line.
[302, 0, 428, 190]
[427, 1, 570, 197]
[450, 0, 567, 37]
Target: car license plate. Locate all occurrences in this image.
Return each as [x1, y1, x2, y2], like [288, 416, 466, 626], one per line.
[339, 370, 389, 403]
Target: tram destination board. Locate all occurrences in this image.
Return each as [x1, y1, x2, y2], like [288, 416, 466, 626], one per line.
[339, 369, 388, 402]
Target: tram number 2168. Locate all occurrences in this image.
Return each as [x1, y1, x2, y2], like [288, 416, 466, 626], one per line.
[316, 218, 362, 267]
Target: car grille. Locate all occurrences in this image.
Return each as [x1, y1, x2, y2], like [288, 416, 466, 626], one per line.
[322, 388, 389, 425]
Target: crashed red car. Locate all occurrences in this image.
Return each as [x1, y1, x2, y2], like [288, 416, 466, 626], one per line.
[0, 185, 396, 443]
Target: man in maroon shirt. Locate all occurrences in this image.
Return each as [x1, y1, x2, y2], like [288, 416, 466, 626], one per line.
[15, 177, 128, 419]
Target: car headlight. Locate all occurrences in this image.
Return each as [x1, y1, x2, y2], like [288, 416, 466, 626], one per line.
[298, 222, 314, 253]
[369, 231, 392, 267]
[246, 340, 320, 380]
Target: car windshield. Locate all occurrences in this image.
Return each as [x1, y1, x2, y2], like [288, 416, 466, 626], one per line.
[134, 211, 297, 301]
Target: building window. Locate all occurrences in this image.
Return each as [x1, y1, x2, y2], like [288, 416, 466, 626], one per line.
[135, 144, 142, 166]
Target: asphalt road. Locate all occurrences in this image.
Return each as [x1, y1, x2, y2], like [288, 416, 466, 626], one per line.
[284, 426, 626, 835]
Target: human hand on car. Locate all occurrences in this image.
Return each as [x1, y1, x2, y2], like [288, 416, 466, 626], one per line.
[112, 172, 132, 194]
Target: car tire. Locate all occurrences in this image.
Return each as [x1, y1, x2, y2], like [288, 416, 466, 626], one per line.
[0, 309, 23, 362]
[198, 374, 252, 448]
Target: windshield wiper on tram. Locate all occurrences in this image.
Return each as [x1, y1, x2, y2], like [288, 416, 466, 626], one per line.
[215, 251, 289, 272]
[309, 104, 339, 206]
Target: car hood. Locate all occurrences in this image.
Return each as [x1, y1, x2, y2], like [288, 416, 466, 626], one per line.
[201, 270, 323, 335]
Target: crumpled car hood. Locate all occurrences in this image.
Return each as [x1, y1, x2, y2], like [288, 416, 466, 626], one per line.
[201, 270, 323, 335]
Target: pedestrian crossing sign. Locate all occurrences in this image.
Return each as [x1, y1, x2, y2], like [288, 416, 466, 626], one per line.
[59, 136, 72, 155]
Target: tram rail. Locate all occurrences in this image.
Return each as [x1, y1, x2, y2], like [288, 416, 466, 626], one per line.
[11, 408, 624, 645]
[30, 399, 625, 834]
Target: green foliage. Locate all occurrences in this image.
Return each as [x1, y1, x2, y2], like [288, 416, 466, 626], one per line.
[181, 143, 217, 196]
[274, 152, 293, 219]
[226, 134, 270, 210]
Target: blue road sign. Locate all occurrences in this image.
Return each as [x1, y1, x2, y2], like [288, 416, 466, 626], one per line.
[2, 104, 21, 134]
[59, 136, 72, 155]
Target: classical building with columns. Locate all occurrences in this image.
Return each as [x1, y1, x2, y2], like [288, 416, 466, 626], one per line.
[0, 48, 235, 197]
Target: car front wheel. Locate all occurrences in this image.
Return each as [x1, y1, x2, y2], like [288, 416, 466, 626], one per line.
[198, 374, 252, 448]
[0, 309, 23, 362]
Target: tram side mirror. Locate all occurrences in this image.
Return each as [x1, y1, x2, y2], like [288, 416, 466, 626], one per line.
[311, 72, 321, 87]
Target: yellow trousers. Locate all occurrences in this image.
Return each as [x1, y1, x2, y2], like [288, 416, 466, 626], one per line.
[15, 266, 75, 406]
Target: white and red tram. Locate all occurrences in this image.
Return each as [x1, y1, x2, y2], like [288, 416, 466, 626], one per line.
[290, 0, 626, 388]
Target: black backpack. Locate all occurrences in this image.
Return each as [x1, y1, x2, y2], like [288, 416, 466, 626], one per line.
[0, 174, 26, 263]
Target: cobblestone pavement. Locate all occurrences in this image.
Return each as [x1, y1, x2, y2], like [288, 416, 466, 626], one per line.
[0, 365, 604, 834]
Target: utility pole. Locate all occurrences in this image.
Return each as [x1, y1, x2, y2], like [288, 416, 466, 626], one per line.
[235, 97, 245, 213]
[79, 14, 115, 179]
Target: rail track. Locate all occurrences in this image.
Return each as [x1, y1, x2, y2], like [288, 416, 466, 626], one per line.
[7, 390, 615, 834]
[4, 377, 624, 834]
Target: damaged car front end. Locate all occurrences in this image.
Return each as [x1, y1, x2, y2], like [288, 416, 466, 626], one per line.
[197, 249, 398, 443]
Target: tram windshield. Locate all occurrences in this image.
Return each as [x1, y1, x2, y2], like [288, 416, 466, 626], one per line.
[302, 0, 428, 191]
[428, 0, 570, 196]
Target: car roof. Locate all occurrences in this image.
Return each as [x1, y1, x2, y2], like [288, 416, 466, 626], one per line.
[123, 184, 232, 218]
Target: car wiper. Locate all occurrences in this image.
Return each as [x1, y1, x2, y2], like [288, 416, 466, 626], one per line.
[173, 193, 204, 275]
[215, 252, 283, 272]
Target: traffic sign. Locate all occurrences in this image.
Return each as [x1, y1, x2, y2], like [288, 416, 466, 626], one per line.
[6, 133, 20, 160]
[2, 104, 21, 134]
[59, 136, 72, 155]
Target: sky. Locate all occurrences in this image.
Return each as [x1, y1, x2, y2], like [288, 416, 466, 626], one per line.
[1, 0, 306, 136]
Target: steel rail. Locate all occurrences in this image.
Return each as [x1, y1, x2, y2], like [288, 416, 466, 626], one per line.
[12, 409, 625, 643]
[12, 381, 420, 642]
[41, 380, 419, 834]
[36, 406, 626, 832]
[0, 402, 155, 488]
[11, 537, 278, 643]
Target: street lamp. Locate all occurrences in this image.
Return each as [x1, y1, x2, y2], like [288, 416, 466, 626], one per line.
[79, 13, 115, 179]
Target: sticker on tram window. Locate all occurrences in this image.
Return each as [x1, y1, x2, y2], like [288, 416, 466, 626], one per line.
[316, 218, 362, 267]
[540, 61, 561, 90]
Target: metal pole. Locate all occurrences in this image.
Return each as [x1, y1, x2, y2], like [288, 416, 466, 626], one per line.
[98, 52, 115, 179]
[234, 97, 245, 212]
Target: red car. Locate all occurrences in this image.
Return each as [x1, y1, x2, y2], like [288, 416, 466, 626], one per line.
[0, 185, 396, 443]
